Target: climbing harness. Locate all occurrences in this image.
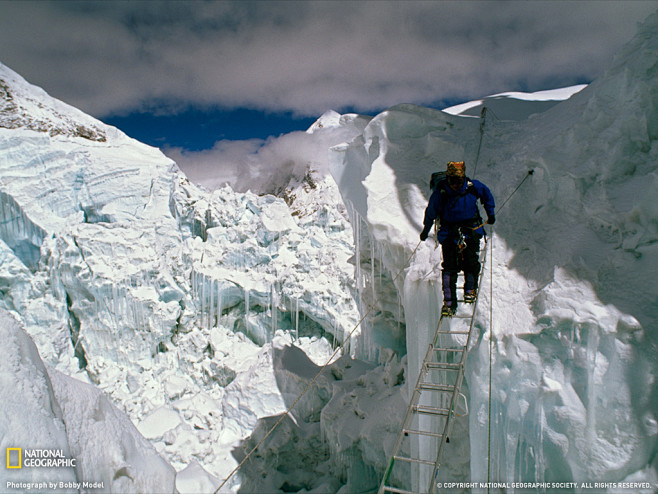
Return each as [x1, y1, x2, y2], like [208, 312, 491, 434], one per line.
[456, 228, 467, 259]
[215, 240, 423, 493]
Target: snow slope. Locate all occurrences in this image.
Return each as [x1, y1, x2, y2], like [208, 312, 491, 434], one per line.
[0, 309, 176, 492]
[330, 10, 658, 491]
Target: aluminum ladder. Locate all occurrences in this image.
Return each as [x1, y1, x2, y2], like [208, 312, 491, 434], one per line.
[379, 241, 487, 494]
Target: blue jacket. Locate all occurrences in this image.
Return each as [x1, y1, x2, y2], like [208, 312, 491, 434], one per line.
[422, 178, 495, 243]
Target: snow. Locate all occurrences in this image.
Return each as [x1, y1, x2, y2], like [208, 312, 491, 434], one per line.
[0, 9, 657, 494]
[443, 85, 588, 120]
[0, 309, 176, 492]
[0, 309, 76, 491]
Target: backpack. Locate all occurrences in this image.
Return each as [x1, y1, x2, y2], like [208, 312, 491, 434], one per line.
[429, 171, 481, 224]
[429, 171, 447, 191]
[430, 171, 477, 197]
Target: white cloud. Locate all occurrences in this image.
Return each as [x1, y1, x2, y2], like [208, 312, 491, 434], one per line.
[167, 116, 366, 194]
[1, 1, 656, 118]
[168, 130, 334, 194]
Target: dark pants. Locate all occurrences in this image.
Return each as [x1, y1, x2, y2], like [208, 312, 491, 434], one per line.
[441, 232, 481, 306]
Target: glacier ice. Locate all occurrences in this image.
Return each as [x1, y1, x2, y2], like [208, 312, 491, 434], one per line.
[0, 308, 176, 493]
[1, 59, 368, 490]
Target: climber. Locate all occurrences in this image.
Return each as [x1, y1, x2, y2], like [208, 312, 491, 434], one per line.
[419, 161, 495, 316]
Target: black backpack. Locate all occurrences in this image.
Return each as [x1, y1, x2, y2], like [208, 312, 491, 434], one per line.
[429, 172, 481, 226]
[429, 171, 447, 191]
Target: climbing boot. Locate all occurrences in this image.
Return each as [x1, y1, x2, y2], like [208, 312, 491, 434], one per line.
[441, 304, 456, 317]
[464, 289, 477, 303]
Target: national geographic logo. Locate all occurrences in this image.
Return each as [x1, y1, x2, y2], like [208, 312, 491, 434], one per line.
[6, 449, 21, 469]
[5, 448, 76, 469]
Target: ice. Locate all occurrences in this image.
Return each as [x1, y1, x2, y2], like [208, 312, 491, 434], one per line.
[176, 460, 220, 494]
[0, 57, 367, 490]
[0, 190, 46, 270]
[0, 309, 176, 492]
[48, 368, 177, 493]
[0, 309, 77, 491]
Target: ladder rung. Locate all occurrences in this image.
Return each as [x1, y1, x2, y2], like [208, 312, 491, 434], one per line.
[403, 428, 445, 439]
[393, 455, 435, 466]
[436, 330, 470, 335]
[419, 382, 456, 392]
[382, 486, 419, 494]
[432, 347, 465, 353]
[425, 362, 461, 370]
[413, 405, 451, 416]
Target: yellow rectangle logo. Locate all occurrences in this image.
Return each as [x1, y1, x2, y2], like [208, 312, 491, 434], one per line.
[6, 448, 21, 469]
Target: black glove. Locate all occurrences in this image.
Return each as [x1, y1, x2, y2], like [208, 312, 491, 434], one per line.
[487, 215, 495, 225]
[420, 228, 430, 241]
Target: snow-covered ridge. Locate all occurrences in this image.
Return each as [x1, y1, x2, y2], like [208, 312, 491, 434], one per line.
[443, 85, 588, 119]
[0, 65, 108, 141]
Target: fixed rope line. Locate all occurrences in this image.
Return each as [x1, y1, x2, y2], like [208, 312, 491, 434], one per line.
[496, 169, 534, 214]
[215, 240, 423, 493]
[487, 226, 494, 492]
[471, 106, 487, 178]
[470, 169, 535, 231]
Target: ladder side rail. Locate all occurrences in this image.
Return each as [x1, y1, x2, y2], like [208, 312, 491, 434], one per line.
[428, 239, 489, 493]
[379, 313, 446, 494]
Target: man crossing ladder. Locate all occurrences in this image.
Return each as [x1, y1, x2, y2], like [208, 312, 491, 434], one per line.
[419, 161, 495, 316]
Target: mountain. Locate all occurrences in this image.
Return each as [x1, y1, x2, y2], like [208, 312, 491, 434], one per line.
[1, 10, 657, 494]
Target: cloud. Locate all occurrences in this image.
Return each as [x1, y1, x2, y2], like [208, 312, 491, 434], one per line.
[1, 1, 656, 119]
[167, 116, 365, 194]
[167, 130, 331, 194]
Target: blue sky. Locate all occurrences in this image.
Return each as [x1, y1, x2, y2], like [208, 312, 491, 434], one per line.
[0, 1, 656, 186]
[103, 107, 317, 151]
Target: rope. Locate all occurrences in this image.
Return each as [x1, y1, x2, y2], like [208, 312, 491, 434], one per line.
[471, 106, 487, 177]
[469, 169, 535, 231]
[496, 169, 534, 214]
[215, 240, 423, 493]
[487, 226, 494, 491]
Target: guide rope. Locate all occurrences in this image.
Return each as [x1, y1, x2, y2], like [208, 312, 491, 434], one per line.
[215, 240, 423, 493]
[470, 169, 535, 231]
[487, 226, 494, 492]
[443, 106, 531, 490]
[471, 106, 487, 177]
